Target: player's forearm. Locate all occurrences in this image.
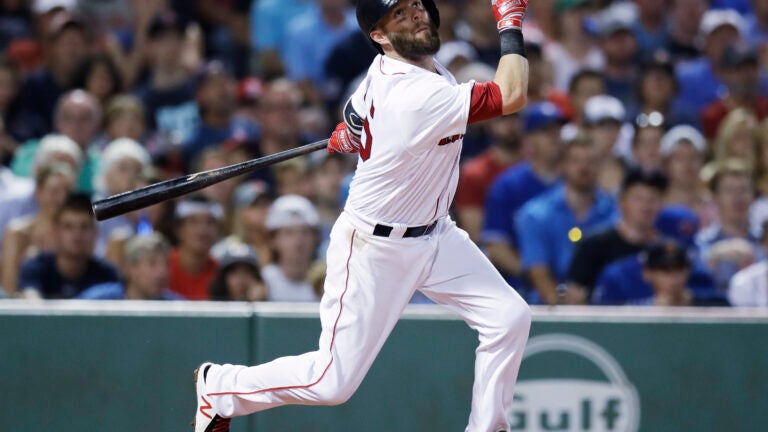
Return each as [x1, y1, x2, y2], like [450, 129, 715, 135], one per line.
[494, 54, 528, 115]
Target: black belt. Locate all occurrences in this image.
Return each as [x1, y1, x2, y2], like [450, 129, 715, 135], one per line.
[372, 220, 438, 238]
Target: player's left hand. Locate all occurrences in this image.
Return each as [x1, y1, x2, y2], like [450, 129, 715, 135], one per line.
[328, 122, 362, 154]
[492, 0, 529, 32]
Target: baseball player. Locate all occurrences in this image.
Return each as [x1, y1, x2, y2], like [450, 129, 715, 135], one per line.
[194, 1, 531, 431]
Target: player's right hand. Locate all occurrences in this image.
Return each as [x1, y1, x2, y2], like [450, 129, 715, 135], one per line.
[327, 122, 362, 154]
[492, 0, 529, 32]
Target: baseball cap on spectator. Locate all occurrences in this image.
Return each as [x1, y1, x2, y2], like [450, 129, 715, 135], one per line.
[265, 195, 319, 231]
[124, 232, 170, 264]
[655, 205, 701, 248]
[584, 95, 626, 125]
[33, 133, 83, 173]
[33, 0, 76, 14]
[215, 242, 260, 273]
[233, 180, 273, 209]
[194, 60, 231, 89]
[721, 44, 759, 68]
[660, 125, 706, 157]
[523, 102, 565, 132]
[641, 240, 692, 270]
[147, 11, 186, 39]
[597, 3, 636, 38]
[699, 9, 744, 39]
[175, 196, 224, 221]
[46, 13, 87, 41]
[436, 40, 478, 69]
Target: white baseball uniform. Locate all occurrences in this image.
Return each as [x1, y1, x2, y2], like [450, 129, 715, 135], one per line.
[202, 55, 531, 432]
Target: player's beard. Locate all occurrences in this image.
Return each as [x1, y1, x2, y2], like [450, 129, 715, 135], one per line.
[387, 24, 440, 61]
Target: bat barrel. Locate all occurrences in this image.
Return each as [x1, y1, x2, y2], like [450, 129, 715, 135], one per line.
[92, 139, 329, 221]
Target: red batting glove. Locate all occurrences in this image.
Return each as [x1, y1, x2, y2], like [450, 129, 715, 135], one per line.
[327, 122, 362, 154]
[492, 0, 529, 32]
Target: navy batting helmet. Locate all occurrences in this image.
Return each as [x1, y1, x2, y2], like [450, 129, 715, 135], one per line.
[356, 0, 441, 54]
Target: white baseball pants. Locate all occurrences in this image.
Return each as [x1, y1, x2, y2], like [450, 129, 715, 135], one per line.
[203, 211, 531, 432]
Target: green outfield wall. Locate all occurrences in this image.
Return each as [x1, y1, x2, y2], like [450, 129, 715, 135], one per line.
[0, 302, 766, 432]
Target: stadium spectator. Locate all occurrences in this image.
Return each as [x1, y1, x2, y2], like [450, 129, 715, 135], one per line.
[545, 0, 604, 92]
[728, 220, 768, 306]
[0, 59, 23, 157]
[675, 9, 745, 117]
[11, 90, 101, 194]
[249, 0, 314, 79]
[593, 240, 726, 306]
[71, 54, 124, 108]
[701, 45, 768, 140]
[566, 168, 668, 303]
[257, 79, 307, 156]
[262, 195, 321, 302]
[17, 12, 91, 136]
[456, 111, 523, 242]
[183, 61, 260, 171]
[516, 134, 618, 304]
[1, 162, 75, 293]
[195, 0, 251, 78]
[597, 4, 640, 108]
[667, 0, 707, 62]
[16, 193, 118, 299]
[97, 94, 147, 149]
[168, 195, 221, 300]
[194, 148, 243, 232]
[659, 125, 716, 227]
[482, 102, 564, 294]
[93, 138, 151, 257]
[214, 180, 275, 270]
[283, 0, 358, 105]
[561, 69, 606, 131]
[0, 134, 82, 247]
[581, 94, 629, 192]
[631, 0, 670, 63]
[628, 59, 698, 129]
[209, 242, 267, 302]
[135, 10, 199, 145]
[698, 158, 763, 290]
[710, 108, 760, 163]
[307, 152, 350, 256]
[323, 29, 378, 113]
[630, 112, 665, 173]
[523, 40, 568, 110]
[78, 232, 182, 300]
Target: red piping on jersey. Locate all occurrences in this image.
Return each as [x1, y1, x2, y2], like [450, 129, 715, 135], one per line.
[379, 57, 407, 76]
[207, 230, 357, 398]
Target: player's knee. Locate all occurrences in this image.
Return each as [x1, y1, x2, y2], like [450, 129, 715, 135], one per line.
[494, 292, 532, 336]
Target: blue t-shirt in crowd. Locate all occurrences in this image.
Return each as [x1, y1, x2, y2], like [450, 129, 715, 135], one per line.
[77, 282, 184, 300]
[674, 57, 726, 116]
[592, 254, 725, 306]
[283, 7, 358, 89]
[18, 253, 119, 299]
[250, 0, 313, 55]
[482, 162, 560, 247]
[516, 185, 618, 283]
[135, 79, 200, 144]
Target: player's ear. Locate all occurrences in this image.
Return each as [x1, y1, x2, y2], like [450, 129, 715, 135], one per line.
[370, 29, 389, 48]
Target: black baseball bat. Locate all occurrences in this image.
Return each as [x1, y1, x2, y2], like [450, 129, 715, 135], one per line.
[92, 139, 329, 221]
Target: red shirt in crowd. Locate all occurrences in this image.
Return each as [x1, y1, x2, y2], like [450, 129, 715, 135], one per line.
[168, 249, 218, 300]
[455, 149, 519, 211]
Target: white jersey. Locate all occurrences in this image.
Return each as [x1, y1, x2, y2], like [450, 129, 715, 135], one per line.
[344, 54, 475, 226]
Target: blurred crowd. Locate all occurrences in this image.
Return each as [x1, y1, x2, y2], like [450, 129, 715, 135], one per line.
[1, 0, 767, 307]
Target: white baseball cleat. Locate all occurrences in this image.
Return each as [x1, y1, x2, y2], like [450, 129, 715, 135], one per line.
[193, 362, 231, 432]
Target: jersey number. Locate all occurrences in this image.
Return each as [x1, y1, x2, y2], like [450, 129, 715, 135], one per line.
[361, 103, 375, 161]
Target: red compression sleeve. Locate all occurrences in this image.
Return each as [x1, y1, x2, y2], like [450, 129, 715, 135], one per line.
[468, 81, 503, 125]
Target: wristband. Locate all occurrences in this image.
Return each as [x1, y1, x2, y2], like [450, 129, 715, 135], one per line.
[500, 29, 526, 58]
